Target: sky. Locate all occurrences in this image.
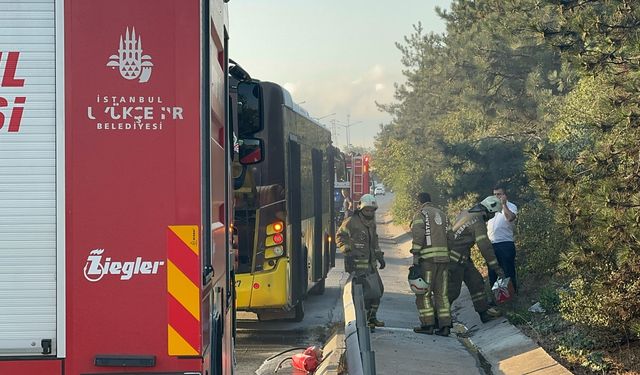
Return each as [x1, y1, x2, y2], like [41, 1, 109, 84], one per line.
[228, 0, 452, 149]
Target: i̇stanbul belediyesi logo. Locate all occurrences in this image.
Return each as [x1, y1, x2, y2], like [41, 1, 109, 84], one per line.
[106, 27, 153, 83]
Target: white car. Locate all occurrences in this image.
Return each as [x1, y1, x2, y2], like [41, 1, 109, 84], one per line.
[374, 186, 386, 196]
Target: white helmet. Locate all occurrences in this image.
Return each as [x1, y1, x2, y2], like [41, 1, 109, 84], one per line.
[359, 194, 378, 210]
[480, 196, 502, 213]
[408, 265, 428, 295]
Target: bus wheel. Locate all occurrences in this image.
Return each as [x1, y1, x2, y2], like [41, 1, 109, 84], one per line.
[309, 278, 325, 295]
[292, 300, 305, 322]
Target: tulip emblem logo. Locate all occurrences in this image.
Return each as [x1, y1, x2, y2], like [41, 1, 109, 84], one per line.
[106, 27, 153, 83]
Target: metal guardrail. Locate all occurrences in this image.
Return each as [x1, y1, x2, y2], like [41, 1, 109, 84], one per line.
[342, 276, 376, 375]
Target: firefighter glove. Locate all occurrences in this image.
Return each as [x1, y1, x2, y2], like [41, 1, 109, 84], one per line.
[378, 257, 386, 269]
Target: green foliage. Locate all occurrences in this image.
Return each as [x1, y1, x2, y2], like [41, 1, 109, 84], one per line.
[556, 346, 611, 373]
[538, 286, 561, 313]
[516, 199, 566, 279]
[379, 0, 640, 343]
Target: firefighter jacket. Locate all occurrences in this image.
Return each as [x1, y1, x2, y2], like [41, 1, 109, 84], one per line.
[410, 202, 449, 263]
[336, 210, 383, 274]
[448, 210, 502, 273]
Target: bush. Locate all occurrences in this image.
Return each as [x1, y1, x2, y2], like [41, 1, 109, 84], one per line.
[515, 199, 566, 279]
[538, 285, 561, 313]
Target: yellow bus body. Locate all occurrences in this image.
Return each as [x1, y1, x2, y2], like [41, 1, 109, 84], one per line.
[235, 258, 290, 309]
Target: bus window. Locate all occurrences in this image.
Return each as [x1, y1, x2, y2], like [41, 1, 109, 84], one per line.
[237, 81, 263, 135]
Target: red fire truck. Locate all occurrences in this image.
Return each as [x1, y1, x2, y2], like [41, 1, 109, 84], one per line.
[0, 1, 257, 374]
[344, 153, 372, 204]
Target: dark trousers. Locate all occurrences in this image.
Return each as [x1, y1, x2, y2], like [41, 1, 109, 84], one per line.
[448, 260, 489, 314]
[488, 241, 517, 292]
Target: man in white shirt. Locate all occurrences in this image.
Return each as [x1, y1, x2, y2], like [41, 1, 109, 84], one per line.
[487, 184, 518, 293]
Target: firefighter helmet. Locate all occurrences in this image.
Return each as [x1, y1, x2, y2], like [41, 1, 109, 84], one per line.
[408, 265, 428, 294]
[359, 194, 378, 210]
[480, 196, 502, 213]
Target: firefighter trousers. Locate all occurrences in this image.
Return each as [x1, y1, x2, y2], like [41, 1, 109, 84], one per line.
[353, 269, 384, 321]
[447, 260, 489, 314]
[415, 261, 451, 328]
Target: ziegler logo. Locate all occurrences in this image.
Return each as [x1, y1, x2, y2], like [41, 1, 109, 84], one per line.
[106, 27, 153, 83]
[83, 249, 165, 282]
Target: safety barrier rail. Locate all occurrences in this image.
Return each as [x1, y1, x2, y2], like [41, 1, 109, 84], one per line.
[342, 276, 376, 375]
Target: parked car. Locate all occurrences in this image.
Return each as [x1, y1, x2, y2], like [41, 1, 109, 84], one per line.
[374, 186, 386, 196]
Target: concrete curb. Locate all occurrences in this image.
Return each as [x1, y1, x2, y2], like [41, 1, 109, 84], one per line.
[452, 288, 572, 375]
[315, 331, 346, 375]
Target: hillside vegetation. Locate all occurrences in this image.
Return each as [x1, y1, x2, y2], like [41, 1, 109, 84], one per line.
[374, 1, 640, 372]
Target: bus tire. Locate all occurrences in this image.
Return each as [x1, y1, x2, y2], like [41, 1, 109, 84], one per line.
[292, 300, 305, 322]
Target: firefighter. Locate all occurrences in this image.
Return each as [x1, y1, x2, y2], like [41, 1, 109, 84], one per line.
[336, 194, 386, 329]
[448, 196, 505, 323]
[410, 192, 451, 336]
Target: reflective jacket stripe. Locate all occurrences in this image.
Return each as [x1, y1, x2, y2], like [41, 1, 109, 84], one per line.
[449, 250, 462, 262]
[419, 246, 448, 256]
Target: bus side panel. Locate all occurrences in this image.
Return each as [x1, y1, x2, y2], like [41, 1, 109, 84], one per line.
[64, 0, 202, 373]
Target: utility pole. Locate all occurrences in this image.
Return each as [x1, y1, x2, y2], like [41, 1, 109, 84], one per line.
[343, 114, 362, 148]
[331, 119, 338, 144]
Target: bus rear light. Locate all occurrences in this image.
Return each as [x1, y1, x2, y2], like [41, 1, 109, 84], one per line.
[263, 246, 284, 259]
[253, 282, 260, 289]
[265, 233, 285, 247]
[272, 245, 284, 256]
[266, 221, 285, 235]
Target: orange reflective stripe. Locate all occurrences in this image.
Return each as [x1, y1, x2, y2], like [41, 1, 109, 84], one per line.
[167, 225, 201, 356]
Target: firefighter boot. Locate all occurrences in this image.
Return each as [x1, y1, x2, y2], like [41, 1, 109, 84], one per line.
[436, 326, 451, 337]
[413, 325, 435, 335]
[367, 309, 385, 328]
[368, 317, 385, 328]
[479, 307, 502, 323]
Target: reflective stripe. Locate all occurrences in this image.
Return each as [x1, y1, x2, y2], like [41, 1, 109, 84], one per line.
[449, 250, 462, 261]
[412, 244, 423, 250]
[423, 210, 432, 246]
[419, 246, 449, 258]
[475, 234, 487, 242]
[488, 260, 498, 267]
[412, 219, 424, 225]
[471, 292, 485, 302]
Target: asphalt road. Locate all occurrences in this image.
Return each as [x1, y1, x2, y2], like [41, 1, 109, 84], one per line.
[234, 250, 348, 374]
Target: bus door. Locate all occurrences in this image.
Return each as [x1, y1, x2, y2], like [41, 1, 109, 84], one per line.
[311, 148, 324, 281]
[328, 146, 336, 268]
[288, 139, 305, 301]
